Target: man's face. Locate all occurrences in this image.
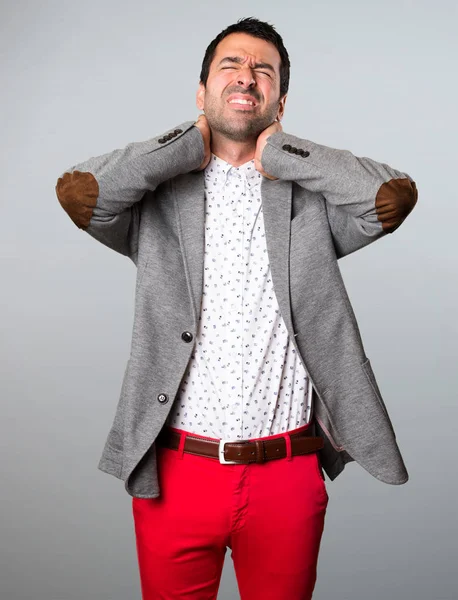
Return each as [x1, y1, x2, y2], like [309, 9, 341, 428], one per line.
[196, 32, 287, 142]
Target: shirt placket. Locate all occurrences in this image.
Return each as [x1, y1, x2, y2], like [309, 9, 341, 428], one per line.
[236, 170, 252, 432]
[228, 170, 245, 368]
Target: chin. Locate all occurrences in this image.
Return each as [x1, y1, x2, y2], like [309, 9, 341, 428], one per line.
[224, 125, 256, 141]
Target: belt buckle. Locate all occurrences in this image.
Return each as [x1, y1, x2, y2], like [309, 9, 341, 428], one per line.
[218, 439, 240, 464]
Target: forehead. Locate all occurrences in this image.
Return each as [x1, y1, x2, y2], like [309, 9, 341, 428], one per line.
[211, 32, 281, 72]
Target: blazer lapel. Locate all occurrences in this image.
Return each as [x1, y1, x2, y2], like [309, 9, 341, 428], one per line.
[174, 171, 294, 339]
[173, 171, 206, 329]
[260, 177, 295, 337]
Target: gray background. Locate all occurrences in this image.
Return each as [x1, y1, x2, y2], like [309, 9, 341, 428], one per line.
[1, 0, 456, 598]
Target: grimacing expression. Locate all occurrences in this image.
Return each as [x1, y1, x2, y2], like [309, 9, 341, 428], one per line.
[197, 33, 287, 142]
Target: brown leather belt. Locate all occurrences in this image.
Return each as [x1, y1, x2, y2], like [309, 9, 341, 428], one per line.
[156, 426, 324, 465]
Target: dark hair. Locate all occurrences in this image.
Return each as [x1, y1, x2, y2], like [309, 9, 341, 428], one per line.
[199, 17, 290, 98]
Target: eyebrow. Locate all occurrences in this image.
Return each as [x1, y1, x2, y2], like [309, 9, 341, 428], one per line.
[217, 56, 276, 73]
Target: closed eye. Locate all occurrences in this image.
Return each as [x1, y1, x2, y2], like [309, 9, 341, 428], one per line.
[221, 66, 271, 77]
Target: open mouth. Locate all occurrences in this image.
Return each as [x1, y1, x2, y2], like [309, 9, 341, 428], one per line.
[227, 100, 257, 110]
[227, 95, 258, 111]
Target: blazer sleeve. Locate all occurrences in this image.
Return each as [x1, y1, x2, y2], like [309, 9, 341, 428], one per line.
[261, 131, 418, 259]
[55, 120, 205, 262]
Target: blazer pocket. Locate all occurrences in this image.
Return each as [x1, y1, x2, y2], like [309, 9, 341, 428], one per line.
[106, 358, 131, 453]
[136, 258, 149, 289]
[361, 358, 390, 421]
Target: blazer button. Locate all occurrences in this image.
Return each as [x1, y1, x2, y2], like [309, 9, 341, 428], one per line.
[298, 149, 310, 157]
[181, 331, 193, 343]
[157, 393, 168, 404]
[174, 129, 183, 134]
[158, 137, 166, 144]
[282, 144, 292, 151]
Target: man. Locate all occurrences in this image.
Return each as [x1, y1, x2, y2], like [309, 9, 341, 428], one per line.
[55, 17, 418, 600]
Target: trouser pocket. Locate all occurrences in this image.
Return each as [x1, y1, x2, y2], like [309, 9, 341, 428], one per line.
[314, 451, 326, 481]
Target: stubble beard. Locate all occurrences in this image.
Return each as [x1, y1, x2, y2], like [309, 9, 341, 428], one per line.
[204, 96, 280, 142]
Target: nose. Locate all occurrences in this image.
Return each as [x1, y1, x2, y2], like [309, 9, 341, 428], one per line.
[237, 67, 256, 88]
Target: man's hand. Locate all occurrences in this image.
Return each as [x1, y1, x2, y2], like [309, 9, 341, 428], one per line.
[193, 114, 212, 171]
[254, 120, 283, 180]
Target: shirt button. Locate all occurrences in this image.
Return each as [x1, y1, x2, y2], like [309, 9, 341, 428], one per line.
[181, 331, 193, 343]
[157, 393, 168, 404]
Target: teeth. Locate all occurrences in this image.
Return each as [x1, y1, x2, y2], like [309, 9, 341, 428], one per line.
[229, 99, 254, 105]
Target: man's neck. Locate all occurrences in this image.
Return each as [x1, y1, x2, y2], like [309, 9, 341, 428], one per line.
[210, 130, 256, 167]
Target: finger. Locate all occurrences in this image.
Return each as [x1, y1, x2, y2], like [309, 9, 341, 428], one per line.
[376, 205, 398, 218]
[382, 217, 402, 231]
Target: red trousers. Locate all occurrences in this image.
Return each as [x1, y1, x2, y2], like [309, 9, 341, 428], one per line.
[132, 423, 329, 599]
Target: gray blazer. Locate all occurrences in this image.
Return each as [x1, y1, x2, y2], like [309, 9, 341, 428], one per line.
[56, 120, 418, 498]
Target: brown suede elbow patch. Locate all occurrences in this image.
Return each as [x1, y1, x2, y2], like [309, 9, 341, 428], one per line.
[55, 170, 99, 229]
[375, 177, 418, 233]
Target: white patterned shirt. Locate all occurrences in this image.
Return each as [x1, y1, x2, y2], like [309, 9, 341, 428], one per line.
[165, 153, 313, 440]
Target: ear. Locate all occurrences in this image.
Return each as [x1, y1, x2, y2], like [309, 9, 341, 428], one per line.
[276, 94, 287, 122]
[196, 82, 206, 111]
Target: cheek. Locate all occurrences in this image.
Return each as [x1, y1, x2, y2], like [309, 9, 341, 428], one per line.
[259, 79, 276, 96]
[220, 77, 235, 94]
[210, 73, 240, 91]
